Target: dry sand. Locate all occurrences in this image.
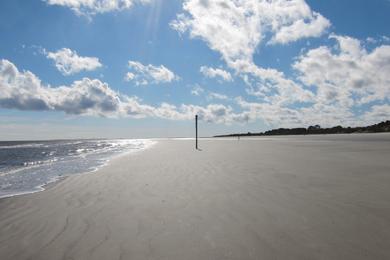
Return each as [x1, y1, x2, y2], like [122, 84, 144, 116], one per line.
[1, 134, 390, 260]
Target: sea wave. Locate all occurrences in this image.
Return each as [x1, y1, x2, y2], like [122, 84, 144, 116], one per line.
[0, 139, 156, 199]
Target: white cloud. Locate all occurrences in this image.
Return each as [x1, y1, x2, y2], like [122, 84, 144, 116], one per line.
[0, 59, 120, 116]
[382, 36, 390, 42]
[191, 86, 230, 101]
[45, 0, 151, 16]
[200, 66, 232, 82]
[269, 11, 330, 45]
[241, 63, 315, 105]
[190, 84, 204, 96]
[366, 37, 377, 44]
[236, 97, 303, 126]
[124, 72, 135, 81]
[293, 35, 390, 106]
[153, 103, 240, 124]
[171, 0, 330, 68]
[0, 59, 245, 124]
[46, 48, 102, 75]
[361, 104, 390, 124]
[125, 61, 179, 86]
[208, 92, 229, 100]
[236, 96, 362, 128]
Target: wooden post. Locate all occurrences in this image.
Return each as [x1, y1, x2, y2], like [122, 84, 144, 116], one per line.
[195, 114, 198, 150]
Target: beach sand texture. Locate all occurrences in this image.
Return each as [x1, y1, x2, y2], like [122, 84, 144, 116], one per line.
[1, 134, 390, 260]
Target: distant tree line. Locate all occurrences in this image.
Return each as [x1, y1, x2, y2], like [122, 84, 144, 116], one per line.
[214, 120, 390, 137]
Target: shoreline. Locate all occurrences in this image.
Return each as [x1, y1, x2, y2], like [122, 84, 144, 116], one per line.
[0, 139, 157, 200]
[0, 176, 66, 200]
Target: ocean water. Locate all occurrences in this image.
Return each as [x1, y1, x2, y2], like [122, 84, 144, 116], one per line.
[0, 139, 155, 198]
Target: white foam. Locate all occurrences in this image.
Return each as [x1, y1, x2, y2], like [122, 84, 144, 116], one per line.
[0, 139, 157, 200]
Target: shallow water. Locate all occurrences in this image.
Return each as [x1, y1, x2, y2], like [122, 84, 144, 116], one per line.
[0, 139, 155, 198]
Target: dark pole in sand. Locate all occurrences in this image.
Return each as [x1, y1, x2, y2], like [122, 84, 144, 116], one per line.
[195, 114, 198, 150]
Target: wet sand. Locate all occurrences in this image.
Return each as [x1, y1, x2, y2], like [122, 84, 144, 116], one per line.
[1, 134, 390, 259]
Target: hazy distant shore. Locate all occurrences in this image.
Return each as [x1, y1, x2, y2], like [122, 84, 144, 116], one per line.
[1, 134, 390, 260]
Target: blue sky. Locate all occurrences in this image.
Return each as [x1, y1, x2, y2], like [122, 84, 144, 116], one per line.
[0, 0, 389, 140]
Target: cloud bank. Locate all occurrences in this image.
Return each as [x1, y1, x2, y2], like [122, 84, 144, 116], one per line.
[294, 35, 390, 106]
[0, 59, 247, 124]
[238, 36, 390, 127]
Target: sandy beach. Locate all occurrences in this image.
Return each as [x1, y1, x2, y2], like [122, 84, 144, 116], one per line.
[1, 134, 390, 260]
